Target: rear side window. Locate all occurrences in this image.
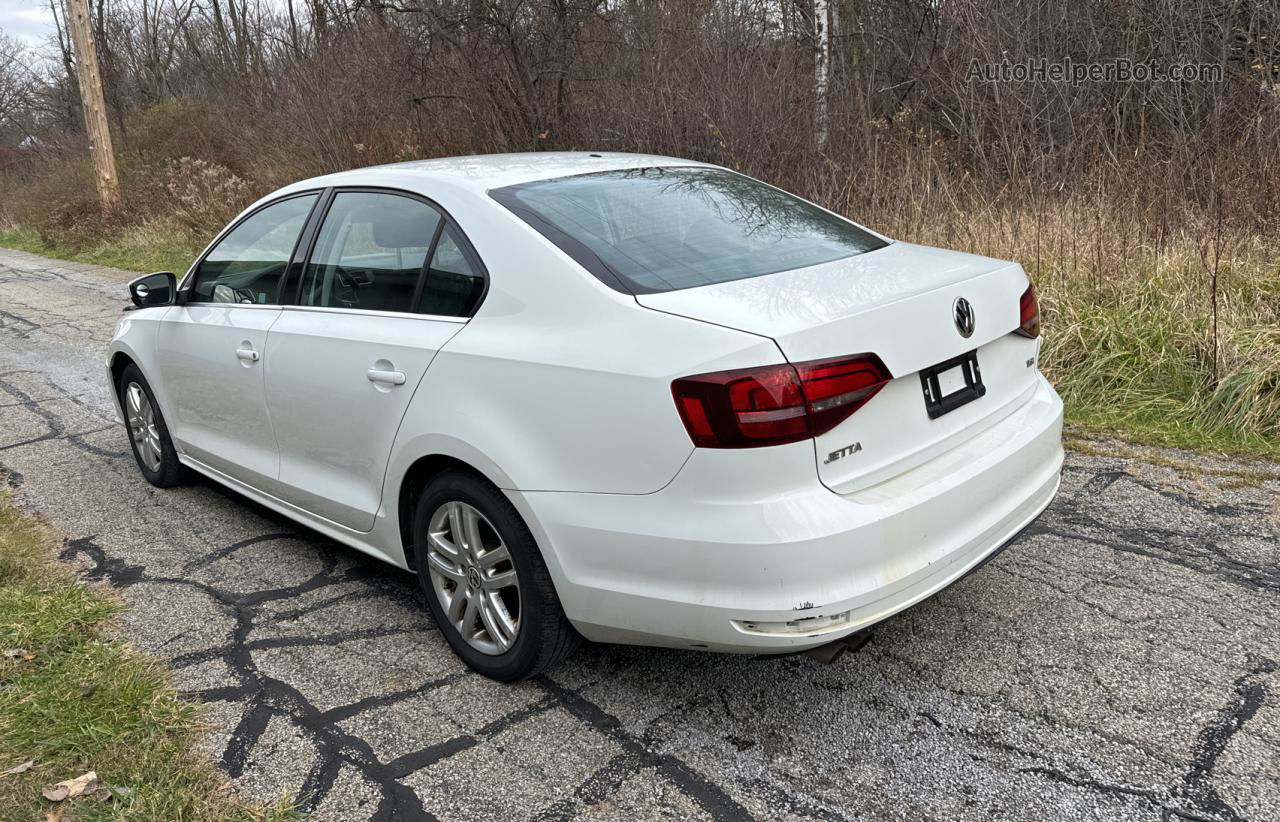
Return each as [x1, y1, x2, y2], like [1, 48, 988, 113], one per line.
[301, 192, 442, 313]
[491, 167, 887, 294]
[418, 224, 485, 317]
[192, 194, 317, 304]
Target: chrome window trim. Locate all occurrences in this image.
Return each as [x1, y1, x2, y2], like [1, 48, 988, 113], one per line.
[279, 304, 468, 324]
[175, 302, 283, 311]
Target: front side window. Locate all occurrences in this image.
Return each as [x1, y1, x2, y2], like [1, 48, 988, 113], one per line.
[491, 167, 887, 294]
[301, 192, 442, 313]
[192, 194, 317, 304]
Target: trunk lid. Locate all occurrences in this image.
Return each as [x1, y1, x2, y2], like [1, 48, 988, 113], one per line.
[637, 242, 1043, 492]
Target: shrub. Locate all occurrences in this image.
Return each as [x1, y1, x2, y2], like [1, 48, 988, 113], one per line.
[162, 157, 252, 233]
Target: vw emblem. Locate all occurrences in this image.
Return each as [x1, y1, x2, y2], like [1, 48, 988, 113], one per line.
[953, 297, 976, 338]
[466, 566, 482, 590]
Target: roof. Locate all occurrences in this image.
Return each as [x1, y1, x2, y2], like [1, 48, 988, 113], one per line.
[290, 152, 711, 195]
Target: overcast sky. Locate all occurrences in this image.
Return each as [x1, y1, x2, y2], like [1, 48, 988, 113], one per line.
[0, 0, 54, 46]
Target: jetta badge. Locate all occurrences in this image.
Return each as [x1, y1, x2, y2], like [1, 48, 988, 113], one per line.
[953, 297, 976, 338]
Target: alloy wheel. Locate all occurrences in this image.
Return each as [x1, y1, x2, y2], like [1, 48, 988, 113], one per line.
[425, 501, 521, 655]
[125, 381, 162, 473]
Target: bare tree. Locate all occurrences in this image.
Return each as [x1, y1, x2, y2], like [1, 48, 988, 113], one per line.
[125, 0, 198, 102]
[0, 34, 36, 143]
[814, 0, 829, 148]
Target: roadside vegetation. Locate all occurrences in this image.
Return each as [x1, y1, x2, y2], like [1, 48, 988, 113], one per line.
[0, 492, 291, 821]
[0, 220, 204, 276]
[0, 2, 1277, 459]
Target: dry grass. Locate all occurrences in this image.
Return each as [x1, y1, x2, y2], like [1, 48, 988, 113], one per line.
[0, 219, 205, 276]
[889, 196, 1280, 456]
[0, 492, 294, 820]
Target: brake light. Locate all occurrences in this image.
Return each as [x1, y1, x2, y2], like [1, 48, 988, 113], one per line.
[671, 354, 891, 448]
[1015, 284, 1040, 338]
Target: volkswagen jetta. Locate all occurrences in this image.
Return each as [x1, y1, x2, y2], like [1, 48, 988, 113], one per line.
[108, 153, 1063, 680]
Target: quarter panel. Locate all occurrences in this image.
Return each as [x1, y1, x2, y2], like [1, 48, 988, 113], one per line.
[395, 303, 783, 494]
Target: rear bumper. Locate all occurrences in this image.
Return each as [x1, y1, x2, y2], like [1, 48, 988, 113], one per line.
[514, 374, 1064, 652]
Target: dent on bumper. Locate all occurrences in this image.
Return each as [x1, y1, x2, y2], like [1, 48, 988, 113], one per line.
[517, 376, 1065, 652]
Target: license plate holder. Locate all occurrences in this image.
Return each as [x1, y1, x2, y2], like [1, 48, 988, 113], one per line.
[920, 349, 986, 419]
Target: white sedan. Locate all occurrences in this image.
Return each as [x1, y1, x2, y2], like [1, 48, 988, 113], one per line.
[108, 153, 1063, 680]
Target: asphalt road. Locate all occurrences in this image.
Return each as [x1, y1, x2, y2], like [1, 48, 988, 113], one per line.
[1, 246, 1278, 822]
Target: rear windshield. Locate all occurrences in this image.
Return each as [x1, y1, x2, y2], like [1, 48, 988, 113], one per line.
[490, 167, 888, 294]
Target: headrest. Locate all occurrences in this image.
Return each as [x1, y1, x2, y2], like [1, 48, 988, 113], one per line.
[355, 205, 436, 249]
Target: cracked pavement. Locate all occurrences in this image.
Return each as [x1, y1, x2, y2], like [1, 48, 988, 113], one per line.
[1, 245, 1278, 821]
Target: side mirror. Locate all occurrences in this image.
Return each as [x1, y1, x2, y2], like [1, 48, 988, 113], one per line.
[128, 272, 176, 308]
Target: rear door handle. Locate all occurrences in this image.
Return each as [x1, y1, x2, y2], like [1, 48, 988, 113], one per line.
[235, 347, 260, 362]
[366, 368, 406, 386]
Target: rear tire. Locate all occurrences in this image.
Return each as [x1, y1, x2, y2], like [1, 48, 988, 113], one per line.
[118, 364, 189, 488]
[413, 469, 579, 680]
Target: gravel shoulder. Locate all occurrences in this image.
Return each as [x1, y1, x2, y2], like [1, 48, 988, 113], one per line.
[1, 246, 1278, 822]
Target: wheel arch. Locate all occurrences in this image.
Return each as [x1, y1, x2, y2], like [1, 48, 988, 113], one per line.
[109, 350, 137, 389]
[392, 442, 516, 570]
[106, 347, 144, 423]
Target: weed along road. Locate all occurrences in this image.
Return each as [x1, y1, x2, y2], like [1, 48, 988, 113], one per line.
[1, 246, 1278, 822]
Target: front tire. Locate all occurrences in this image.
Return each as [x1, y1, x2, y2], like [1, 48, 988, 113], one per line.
[118, 364, 188, 488]
[413, 470, 579, 680]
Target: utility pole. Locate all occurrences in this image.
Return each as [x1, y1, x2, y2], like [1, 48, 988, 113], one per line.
[65, 0, 120, 209]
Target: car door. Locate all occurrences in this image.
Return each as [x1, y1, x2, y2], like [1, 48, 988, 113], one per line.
[263, 189, 486, 532]
[156, 192, 319, 490]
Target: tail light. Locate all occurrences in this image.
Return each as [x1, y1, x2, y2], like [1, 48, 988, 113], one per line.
[671, 354, 891, 448]
[1015, 284, 1041, 338]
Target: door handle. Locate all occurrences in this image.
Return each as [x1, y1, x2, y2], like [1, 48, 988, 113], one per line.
[366, 368, 406, 386]
[235, 347, 260, 363]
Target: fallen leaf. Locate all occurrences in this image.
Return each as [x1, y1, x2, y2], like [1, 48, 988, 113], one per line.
[44, 809, 63, 822]
[42, 770, 98, 802]
[2, 760, 33, 775]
